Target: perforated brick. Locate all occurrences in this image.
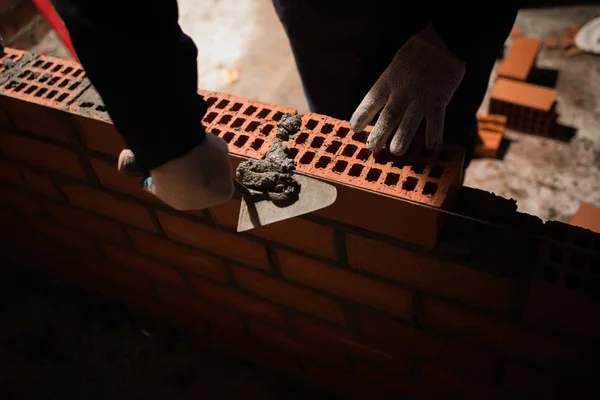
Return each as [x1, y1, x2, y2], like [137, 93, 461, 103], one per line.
[0, 48, 28, 83]
[1, 54, 90, 109]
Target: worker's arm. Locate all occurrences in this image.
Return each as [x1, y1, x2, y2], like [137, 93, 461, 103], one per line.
[51, 0, 205, 172]
[432, 3, 522, 61]
[51, 0, 234, 210]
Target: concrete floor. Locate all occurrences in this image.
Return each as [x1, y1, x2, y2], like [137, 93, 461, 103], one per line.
[21, 3, 600, 223]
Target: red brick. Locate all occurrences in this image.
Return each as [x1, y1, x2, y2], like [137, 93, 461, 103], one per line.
[89, 157, 160, 203]
[208, 198, 240, 228]
[354, 363, 446, 400]
[128, 229, 228, 282]
[157, 211, 270, 270]
[158, 285, 245, 334]
[421, 363, 510, 400]
[357, 308, 497, 379]
[21, 215, 99, 255]
[233, 266, 344, 325]
[102, 244, 185, 287]
[278, 251, 412, 317]
[44, 202, 130, 245]
[346, 235, 514, 313]
[74, 114, 125, 157]
[0, 130, 86, 178]
[0, 160, 61, 198]
[248, 321, 348, 368]
[60, 184, 156, 231]
[422, 298, 580, 364]
[0, 187, 40, 213]
[189, 276, 286, 327]
[295, 315, 409, 368]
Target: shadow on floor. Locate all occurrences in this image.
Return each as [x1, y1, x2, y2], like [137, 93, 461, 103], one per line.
[528, 67, 560, 89]
[550, 123, 578, 142]
[0, 259, 333, 400]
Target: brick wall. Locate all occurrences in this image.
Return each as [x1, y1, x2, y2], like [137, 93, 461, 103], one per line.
[1, 49, 599, 399]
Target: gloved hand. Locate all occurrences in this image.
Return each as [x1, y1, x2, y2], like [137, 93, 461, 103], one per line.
[350, 24, 466, 155]
[118, 134, 234, 211]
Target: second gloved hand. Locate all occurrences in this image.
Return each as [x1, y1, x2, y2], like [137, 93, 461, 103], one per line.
[145, 133, 234, 211]
[350, 24, 466, 155]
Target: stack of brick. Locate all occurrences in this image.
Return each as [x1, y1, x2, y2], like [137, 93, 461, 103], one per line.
[1, 48, 600, 400]
[475, 114, 506, 159]
[543, 25, 583, 57]
[489, 36, 559, 137]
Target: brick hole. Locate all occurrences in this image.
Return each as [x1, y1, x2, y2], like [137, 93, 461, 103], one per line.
[299, 152, 315, 164]
[52, 64, 62, 72]
[573, 235, 590, 249]
[223, 132, 235, 143]
[250, 138, 264, 150]
[326, 141, 342, 154]
[35, 88, 48, 97]
[68, 82, 80, 91]
[261, 124, 274, 136]
[422, 181, 438, 196]
[569, 253, 585, 271]
[48, 77, 60, 86]
[335, 126, 349, 138]
[374, 151, 390, 165]
[15, 82, 27, 92]
[366, 168, 382, 182]
[288, 147, 299, 160]
[26, 73, 36, 81]
[306, 119, 318, 130]
[357, 148, 371, 161]
[342, 144, 357, 157]
[216, 99, 229, 109]
[80, 102, 93, 108]
[73, 69, 84, 78]
[243, 105, 258, 116]
[246, 121, 260, 132]
[230, 102, 243, 112]
[392, 157, 405, 170]
[420, 147, 434, 158]
[33, 60, 43, 68]
[257, 108, 271, 118]
[233, 135, 249, 147]
[352, 131, 367, 143]
[18, 70, 30, 79]
[38, 74, 49, 83]
[384, 173, 400, 186]
[63, 66, 73, 74]
[231, 118, 246, 128]
[549, 246, 563, 264]
[321, 123, 334, 134]
[42, 61, 53, 70]
[311, 136, 325, 149]
[411, 160, 426, 174]
[210, 128, 221, 136]
[564, 273, 581, 290]
[438, 150, 452, 162]
[296, 132, 309, 144]
[315, 156, 331, 169]
[96, 105, 106, 112]
[585, 279, 600, 299]
[47, 90, 58, 99]
[348, 164, 364, 177]
[402, 177, 418, 191]
[429, 165, 444, 179]
[24, 85, 37, 94]
[204, 112, 218, 124]
[206, 97, 218, 107]
[543, 266, 558, 283]
[333, 160, 348, 173]
[57, 93, 68, 102]
[273, 111, 284, 121]
[219, 114, 232, 125]
[58, 79, 69, 88]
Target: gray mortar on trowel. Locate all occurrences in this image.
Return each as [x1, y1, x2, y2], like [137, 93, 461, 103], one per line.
[236, 112, 302, 206]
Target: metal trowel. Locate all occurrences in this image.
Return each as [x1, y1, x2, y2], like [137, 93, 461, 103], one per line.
[117, 150, 337, 232]
[232, 175, 337, 232]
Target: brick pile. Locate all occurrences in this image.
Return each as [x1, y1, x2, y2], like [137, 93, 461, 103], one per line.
[1, 49, 599, 399]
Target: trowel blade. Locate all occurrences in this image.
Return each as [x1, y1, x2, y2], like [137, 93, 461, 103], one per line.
[237, 174, 337, 232]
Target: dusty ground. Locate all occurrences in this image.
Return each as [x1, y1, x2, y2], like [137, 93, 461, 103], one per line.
[14, 4, 600, 222]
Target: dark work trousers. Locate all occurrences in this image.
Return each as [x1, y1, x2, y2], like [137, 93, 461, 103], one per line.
[271, 0, 500, 168]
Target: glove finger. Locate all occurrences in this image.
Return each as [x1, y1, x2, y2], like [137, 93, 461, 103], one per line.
[390, 101, 423, 156]
[349, 83, 389, 133]
[366, 99, 405, 152]
[425, 107, 445, 150]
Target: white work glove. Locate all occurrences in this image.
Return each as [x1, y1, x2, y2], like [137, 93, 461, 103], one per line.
[119, 134, 234, 211]
[350, 25, 466, 155]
